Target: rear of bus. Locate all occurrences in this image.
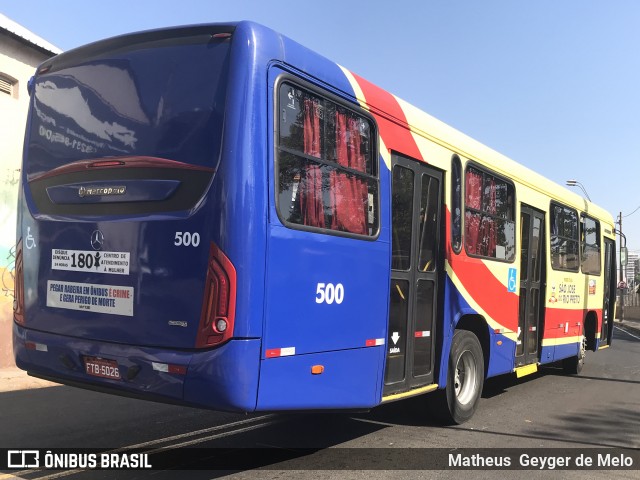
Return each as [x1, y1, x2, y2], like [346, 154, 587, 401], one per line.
[13, 24, 267, 411]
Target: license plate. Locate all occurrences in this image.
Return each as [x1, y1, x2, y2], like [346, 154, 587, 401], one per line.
[84, 356, 121, 380]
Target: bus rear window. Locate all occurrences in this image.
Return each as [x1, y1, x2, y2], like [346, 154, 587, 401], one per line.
[276, 81, 378, 238]
[26, 33, 230, 178]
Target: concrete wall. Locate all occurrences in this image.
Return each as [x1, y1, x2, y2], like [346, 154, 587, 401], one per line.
[0, 32, 53, 367]
[618, 305, 640, 322]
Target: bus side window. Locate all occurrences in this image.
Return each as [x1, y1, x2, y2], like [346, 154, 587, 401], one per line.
[581, 215, 601, 275]
[464, 165, 515, 261]
[276, 81, 379, 238]
[451, 155, 462, 253]
[550, 203, 579, 272]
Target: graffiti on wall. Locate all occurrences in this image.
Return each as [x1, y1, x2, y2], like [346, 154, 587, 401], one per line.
[1, 167, 19, 298]
[1, 244, 15, 299]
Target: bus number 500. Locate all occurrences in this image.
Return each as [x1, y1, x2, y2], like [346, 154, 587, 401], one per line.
[174, 232, 200, 247]
[315, 283, 344, 305]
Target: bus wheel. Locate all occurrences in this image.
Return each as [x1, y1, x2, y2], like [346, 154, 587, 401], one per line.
[429, 330, 484, 424]
[562, 335, 586, 375]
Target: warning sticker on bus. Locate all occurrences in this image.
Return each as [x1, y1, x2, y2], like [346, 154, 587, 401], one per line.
[47, 280, 134, 316]
[52, 249, 130, 275]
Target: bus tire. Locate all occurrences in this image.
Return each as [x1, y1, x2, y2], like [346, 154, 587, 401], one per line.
[562, 335, 585, 375]
[430, 329, 484, 424]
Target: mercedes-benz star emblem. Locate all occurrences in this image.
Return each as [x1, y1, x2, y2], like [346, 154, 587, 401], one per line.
[91, 230, 104, 250]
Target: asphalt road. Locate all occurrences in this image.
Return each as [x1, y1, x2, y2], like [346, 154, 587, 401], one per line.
[1, 324, 639, 480]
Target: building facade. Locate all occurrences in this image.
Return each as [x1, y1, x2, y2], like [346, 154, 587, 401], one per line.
[0, 13, 60, 367]
[629, 254, 639, 288]
[623, 253, 638, 288]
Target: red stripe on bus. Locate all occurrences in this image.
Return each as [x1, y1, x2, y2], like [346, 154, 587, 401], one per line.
[349, 72, 423, 162]
[449, 252, 519, 331]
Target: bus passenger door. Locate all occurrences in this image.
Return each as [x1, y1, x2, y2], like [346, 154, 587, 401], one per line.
[516, 205, 545, 366]
[601, 239, 616, 346]
[384, 153, 442, 396]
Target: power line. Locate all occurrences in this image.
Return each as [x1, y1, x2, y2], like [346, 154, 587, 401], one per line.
[622, 205, 640, 218]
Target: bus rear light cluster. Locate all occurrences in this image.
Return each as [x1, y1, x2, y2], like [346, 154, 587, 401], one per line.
[13, 239, 25, 326]
[195, 243, 237, 349]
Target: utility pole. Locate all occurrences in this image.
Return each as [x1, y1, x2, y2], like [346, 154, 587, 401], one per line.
[619, 211, 624, 322]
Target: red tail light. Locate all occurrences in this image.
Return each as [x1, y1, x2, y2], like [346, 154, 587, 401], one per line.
[13, 239, 25, 325]
[88, 160, 126, 168]
[195, 243, 237, 348]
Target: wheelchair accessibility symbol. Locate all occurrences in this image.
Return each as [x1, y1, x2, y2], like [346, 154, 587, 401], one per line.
[25, 227, 36, 250]
[508, 268, 517, 293]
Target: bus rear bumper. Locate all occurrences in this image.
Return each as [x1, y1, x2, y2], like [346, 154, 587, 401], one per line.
[13, 323, 260, 412]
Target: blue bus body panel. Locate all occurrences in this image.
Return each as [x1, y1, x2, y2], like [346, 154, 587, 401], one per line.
[14, 23, 269, 410]
[256, 46, 392, 407]
[20, 209, 213, 348]
[539, 345, 556, 364]
[14, 323, 261, 411]
[553, 342, 579, 363]
[216, 22, 270, 341]
[257, 348, 384, 410]
[182, 339, 261, 411]
[19, 26, 237, 349]
[263, 225, 389, 356]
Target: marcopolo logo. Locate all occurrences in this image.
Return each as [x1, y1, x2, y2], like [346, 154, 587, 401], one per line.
[78, 185, 126, 197]
[8, 450, 40, 468]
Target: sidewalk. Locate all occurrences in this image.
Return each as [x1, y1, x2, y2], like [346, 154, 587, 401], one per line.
[0, 366, 57, 393]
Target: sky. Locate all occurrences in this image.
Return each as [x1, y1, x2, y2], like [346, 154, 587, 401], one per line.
[3, 0, 640, 255]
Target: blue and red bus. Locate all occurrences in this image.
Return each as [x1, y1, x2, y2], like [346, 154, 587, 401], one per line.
[14, 22, 617, 423]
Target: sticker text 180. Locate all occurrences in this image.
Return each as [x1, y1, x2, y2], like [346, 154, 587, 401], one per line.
[52, 249, 130, 275]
